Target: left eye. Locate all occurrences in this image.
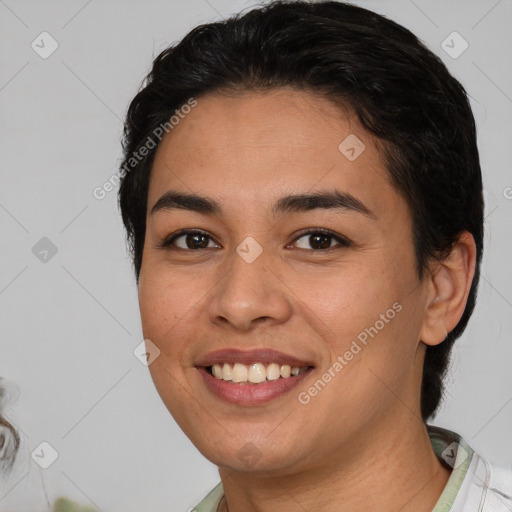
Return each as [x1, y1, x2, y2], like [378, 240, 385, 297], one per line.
[292, 230, 350, 250]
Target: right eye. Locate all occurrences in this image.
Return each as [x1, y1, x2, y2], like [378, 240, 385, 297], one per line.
[158, 229, 221, 251]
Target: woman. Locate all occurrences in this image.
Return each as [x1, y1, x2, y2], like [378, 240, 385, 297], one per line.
[117, 1, 512, 511]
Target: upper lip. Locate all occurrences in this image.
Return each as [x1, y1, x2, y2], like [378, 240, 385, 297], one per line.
[195, 348, 314, 368]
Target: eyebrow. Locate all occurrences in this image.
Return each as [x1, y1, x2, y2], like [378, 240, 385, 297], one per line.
[150, 189, 375, 219]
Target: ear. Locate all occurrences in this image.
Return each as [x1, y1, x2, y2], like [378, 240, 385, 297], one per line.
[420, 231, 477, 346]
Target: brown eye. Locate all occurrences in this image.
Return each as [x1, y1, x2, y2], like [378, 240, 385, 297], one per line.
[293, 230, 351, 251]
[181, 233, 210, 249]
[159, 230, 220, 250]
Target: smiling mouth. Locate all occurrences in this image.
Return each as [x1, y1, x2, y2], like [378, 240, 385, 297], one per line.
[206, 362, 313, 384]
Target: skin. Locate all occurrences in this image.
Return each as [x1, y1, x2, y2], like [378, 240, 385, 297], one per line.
[138, 88, 476, 512]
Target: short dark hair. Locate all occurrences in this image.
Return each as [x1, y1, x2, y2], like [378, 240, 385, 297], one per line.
[118, 0, 484, 422]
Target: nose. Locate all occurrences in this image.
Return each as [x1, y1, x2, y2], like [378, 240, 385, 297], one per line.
[207, 244, 293, 332]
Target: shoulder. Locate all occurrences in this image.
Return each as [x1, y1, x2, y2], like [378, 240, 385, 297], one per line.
[452, 449, 512, 512]
[484, 459, 512, 510]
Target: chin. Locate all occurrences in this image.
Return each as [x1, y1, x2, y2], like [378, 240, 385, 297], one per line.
[194, 435, 308, 475]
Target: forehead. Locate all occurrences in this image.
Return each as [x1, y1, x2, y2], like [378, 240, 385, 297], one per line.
[148, 88, 400, 221]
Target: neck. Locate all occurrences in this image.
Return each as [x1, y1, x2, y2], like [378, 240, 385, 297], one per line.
[217, 415, 451, 512]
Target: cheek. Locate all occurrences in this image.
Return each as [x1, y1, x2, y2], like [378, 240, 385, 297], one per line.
[138, 268, 192, 357]
[288, 262, 401, 348]
[291, 260, 419, 393]
[138, 272, 197, 416]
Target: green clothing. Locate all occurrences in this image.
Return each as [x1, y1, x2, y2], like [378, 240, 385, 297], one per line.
[192, 424, 512, 512]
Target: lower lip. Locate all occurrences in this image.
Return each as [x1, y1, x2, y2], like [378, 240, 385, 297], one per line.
[196, 366, 314, 406]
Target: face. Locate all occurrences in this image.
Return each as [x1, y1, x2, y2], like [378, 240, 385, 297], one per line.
[138, 88, 431, 475]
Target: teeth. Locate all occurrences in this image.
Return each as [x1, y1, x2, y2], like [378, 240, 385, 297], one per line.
[222, 363, 233, 381]
[267, 363, 281, 381]
[248, 363, 266, 383]
[232, 363, 248, 383]
[212, 364, 223, 379]
[210, 362, 308, 383]
[280, 365, 291, 378]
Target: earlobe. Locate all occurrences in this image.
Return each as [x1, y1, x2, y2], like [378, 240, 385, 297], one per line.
[420, 231, 477, 346]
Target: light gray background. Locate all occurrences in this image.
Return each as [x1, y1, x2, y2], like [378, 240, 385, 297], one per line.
[1, 0, 511, 510]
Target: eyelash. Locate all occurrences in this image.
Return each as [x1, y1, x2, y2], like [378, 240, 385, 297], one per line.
[157, 228, 351, 252]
